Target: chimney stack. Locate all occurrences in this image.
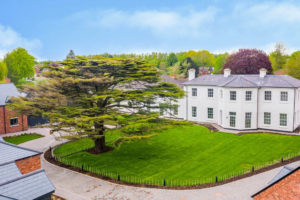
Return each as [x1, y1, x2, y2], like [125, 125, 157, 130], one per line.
[224, 68, 231, 77]
[259, 68, 267, 78]
[188, 68, 196, 80]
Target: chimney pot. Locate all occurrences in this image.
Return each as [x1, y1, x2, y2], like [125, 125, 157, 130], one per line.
[259, 68, 267, 78]
[224, 68, 231, 77]
[188, 68, 196, 80]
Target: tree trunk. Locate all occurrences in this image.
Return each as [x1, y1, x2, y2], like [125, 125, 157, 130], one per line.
[94, 136, 106, 153]
[93, 120, 106, 153]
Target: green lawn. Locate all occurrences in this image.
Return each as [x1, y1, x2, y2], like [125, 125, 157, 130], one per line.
[4, 133, 43, 145]
[54, 125, 300, 185]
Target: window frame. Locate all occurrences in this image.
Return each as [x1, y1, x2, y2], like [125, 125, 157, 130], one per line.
[208, 88, 214, 98]
[207, 108, 213, 119]
[245, 112, 251, 128]
[280, 91, 288, 101]
[229, 112, 236, 127]
[192, 88, 197, 97]
[230, 91, 236, 101]
[264, 112, 271, 125]
[10, 118, 19, 127]
[264, 91, 272, 101]
[280, 113, 287, 126]
[192, 106, 197, 117]
[245, 91, 252, 101]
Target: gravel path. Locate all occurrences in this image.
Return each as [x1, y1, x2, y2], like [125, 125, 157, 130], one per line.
[16, 128, 300, 200]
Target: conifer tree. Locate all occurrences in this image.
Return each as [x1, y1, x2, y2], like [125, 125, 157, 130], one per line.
[9, 57, 184, 153]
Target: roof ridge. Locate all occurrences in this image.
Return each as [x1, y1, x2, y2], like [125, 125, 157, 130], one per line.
[240, 76, 258, 86]
[0, 169, 45, 187]
[0, 194, 17, 200]
[218, 76, 236, 87]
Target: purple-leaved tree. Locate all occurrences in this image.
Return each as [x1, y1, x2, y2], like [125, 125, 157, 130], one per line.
[223, 49, 273, 74]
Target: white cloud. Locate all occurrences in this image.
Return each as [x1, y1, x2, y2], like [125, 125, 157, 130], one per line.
[70, 8, 218, 37]
[235, 2, 300, 24]
[0, 25, 42, 59]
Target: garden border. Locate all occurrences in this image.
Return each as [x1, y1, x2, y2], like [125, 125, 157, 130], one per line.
[44, 144, 300, 190]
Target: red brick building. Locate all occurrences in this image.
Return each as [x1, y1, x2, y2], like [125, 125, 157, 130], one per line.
[252, 166, 300, 200]
[0, 83, 28, 135]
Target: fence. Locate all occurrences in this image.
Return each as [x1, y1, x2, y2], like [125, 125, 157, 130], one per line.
[52, 150, 300, 187]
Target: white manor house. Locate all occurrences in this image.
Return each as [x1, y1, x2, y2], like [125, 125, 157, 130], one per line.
[165, 68, 300, 132]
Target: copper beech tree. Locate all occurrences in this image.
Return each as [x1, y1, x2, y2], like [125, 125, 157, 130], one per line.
[9, 57, 184, 153]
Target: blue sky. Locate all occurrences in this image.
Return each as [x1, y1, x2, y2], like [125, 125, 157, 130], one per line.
[0, 0, 300, 60]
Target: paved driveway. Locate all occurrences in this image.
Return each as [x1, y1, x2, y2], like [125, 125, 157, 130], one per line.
[17, 128, 300, 200]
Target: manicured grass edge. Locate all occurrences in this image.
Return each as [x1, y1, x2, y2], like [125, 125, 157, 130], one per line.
[44, 145, 300, 190]
[3, 133, 44, 144]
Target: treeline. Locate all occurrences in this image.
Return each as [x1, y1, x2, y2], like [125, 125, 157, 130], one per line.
[90, 43, 298, 79]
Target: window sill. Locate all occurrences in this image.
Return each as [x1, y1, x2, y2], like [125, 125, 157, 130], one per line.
[10, 124, 19, 127]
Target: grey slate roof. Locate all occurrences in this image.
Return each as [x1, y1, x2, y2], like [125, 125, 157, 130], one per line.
[0, 83, 21, 106]
[182, 74, 300, 88]
[0, 162, 22, 184]
[161, 75, 186, 89]
[268, 166, 294, 185]
[0, 141, 41, 164]
[0, 170, 55, 200]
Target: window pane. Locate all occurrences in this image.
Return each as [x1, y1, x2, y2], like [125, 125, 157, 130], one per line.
[192, 88, 197, 96]
[208, 108, 213, 119]
[246, 91, 252, 101]
[264, 112, 271, 125]
[230, 91, 236, 100]
[208, 88, 214, 97]
[265, 91, 272, 100]
[10, 118, 18, 126]
[245, 112, 251, 128]
[229, 112, 236, 127]
[280, 113, 287, 126]
[280, 91, 288, 101]
[192, 106, 197, 117]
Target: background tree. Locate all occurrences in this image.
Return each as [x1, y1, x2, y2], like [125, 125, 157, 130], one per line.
[284, 51, 300, 79]
[213, 53, 228, 74]
[0, 61, 7, 81]
[166, 53, 178, 67]
[9, 57, 184, 153]
[179, 57, 199, 77]
[4, 48, 35, 84]
[223, 49, 272, 74]
[185, 50, 215, 67]
[269, 43, 288, 71]
[66, 50, 76, 59]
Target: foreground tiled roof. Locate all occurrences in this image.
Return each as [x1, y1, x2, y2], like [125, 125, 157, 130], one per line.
[183, 74, 300, 88]
[268, 166, 294, 185]
[0, 83, 21, 106]
[0, 141, 41, 164]
[0, 162, 22, 183]
[0, 170, 55, 200]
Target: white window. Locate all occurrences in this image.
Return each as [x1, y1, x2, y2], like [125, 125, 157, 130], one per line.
[208, 88, 214, 97]
[280, 91, 288, 101]
[10, 118, 18, 126]
[230, 91, 236, 100]
[207, 108, 213, 119]
[174, 106, 178, 115]
[192, 88, 197, 96]
[229, 112, 236, 127]
[245, 112, 251, 128]
[245, 91, 252, 101]
[265, 91, 272, 101]
[192, 106, 197, 117]
[280, 113, 287, 126]
[264, 112, 271, 125]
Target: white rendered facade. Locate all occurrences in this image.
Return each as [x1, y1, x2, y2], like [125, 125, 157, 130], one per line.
[169, 69, 300, 132]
